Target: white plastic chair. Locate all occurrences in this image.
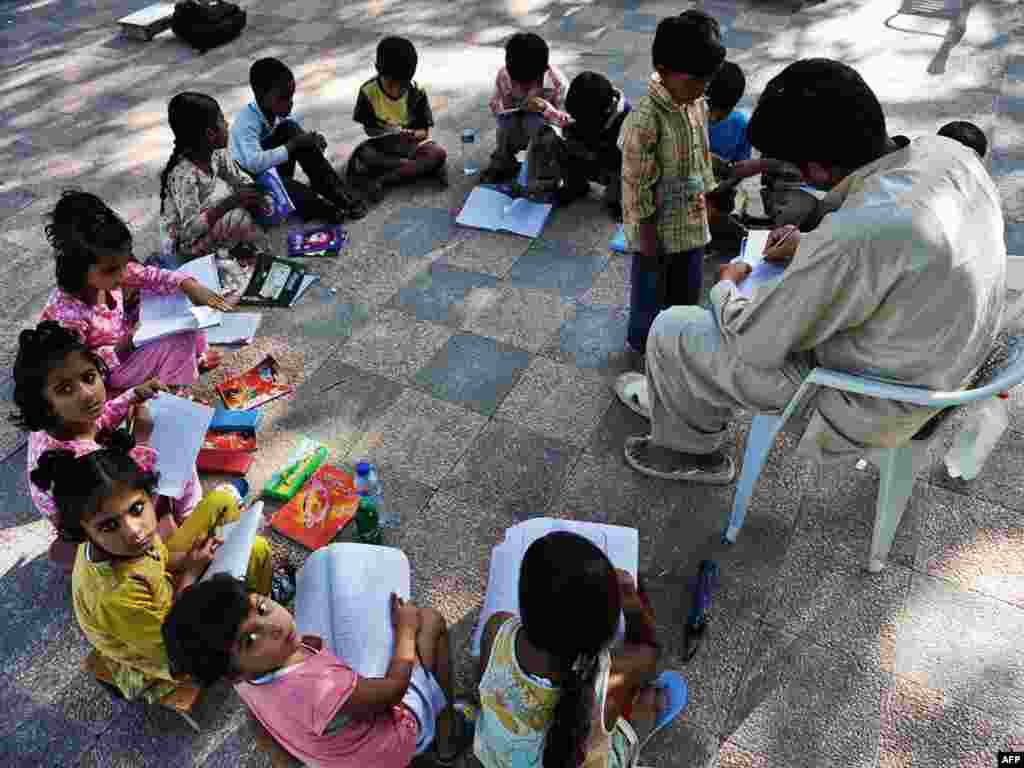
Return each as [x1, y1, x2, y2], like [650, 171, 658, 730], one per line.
[724, 334, 1024, 572]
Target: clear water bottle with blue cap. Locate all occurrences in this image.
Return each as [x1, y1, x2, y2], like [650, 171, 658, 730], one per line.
[354, 461, 396, 528]
[462, 128, 480, 176]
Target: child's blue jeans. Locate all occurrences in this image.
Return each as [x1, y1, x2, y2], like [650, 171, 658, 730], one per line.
[627, 246, 706, 353]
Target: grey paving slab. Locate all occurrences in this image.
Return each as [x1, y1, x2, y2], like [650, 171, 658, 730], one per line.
[893, 572, 1024, 723]
[507, 237, 610, 301]
[438, 418, 578, 521]
[494, 356, 613, 445]
[542, 302, 632, 374]
[387, 262, 500, 327]
[725, 627, 887, 768]
[379, 206, 458, 260]
[336, 307, 455, 382]
[460, 283, 572, 353]
[436, 230, 532, 278]
[0, 446, 45, 531]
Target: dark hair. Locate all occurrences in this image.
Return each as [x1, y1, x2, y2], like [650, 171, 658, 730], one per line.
[565, 71, 616, 127]
[11, 321, 110, 433]
[937, 120, 987, 159]
[250, 57, 293, 96]
[30, 436, 156, 542]
[45, 190, 133, 294]
[652, 11, 725, 78]
[505, 32, 549, 84]
[519, 532, 620, 768]
[376, 36, 418, 82]
[161, 93, 223, 214]
[748, 58, 889, 173]
[163, 573, 251, 686]
[706, 60, 746, 114]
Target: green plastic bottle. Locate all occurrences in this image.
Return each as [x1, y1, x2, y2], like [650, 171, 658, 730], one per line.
[355, 495, 382, 545]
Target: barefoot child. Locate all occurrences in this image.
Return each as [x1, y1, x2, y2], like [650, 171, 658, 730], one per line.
[159, 91, 271, 282]
[348, 36, 448, 203]
[163, 576, 464, 767]
[30, 443, 272, 702]
[11, 322, 202, 568]
[475, 531, 687, 768]
[40, 190, 231, 394]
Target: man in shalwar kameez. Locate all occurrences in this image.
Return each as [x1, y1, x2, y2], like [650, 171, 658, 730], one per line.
[619, 58, 1006, 482]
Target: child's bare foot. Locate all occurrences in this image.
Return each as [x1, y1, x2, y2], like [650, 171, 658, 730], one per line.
[198, 349, 223, 374]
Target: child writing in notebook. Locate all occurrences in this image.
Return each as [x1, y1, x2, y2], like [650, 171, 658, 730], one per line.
[39, 190, 232, 394]
[30, 441, 273, 703]
[159, 92, 271, 279]
[11, 322, 202, 569]
[347, 36, 449, 203]
[475, 531, 687, 768]
[482, 32, 571, 183]
[162, 576, 464, 767]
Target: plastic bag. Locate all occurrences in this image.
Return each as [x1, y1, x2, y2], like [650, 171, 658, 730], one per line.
[944, 394, 1009, 480]
[253, 168, 295, 226]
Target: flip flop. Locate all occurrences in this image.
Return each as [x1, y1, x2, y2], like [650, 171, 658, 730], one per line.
[624, 436, 736, 485]
[637, 671, 689, 753]
[614, 372, 651, 420]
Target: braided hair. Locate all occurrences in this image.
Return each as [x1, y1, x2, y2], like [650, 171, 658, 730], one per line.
[10, 321, 110, 433]
[519, 532, 621, 768]
[30, 433, 155, 542]
[160, 92, 223, 214]
[44, 190, 133, 294]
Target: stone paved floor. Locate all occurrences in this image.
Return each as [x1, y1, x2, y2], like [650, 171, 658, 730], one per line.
[1, 0, 1023, 765]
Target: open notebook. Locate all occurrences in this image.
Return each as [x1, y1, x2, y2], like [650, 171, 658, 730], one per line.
[134, 255, 223, 346]
[456, 186, 552, 239]
[470, 518, 639, 657]
[732, 229, 786, 298]
[204, 312, 262, 345]
[294, 544, 411, 677]
[146, 393, 214, 498]
[202, 501, 265, 582]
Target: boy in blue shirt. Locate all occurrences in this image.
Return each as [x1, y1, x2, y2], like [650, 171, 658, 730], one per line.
[704, 61, 751, 241]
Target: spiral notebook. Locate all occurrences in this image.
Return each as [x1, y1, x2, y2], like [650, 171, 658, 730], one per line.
[456, 187, 552, 239]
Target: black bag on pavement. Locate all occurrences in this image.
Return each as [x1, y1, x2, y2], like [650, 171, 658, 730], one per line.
[171, 0, 246, 53]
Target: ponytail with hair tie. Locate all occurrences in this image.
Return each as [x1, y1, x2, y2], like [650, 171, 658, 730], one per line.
[98, 426, 137, 455]
[30, 448, 77, 492]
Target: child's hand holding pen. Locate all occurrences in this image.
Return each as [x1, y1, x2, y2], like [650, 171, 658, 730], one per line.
[763, 224, 800, 264]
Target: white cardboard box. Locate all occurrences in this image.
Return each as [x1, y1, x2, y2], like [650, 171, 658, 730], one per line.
[118, 3, 175, 40]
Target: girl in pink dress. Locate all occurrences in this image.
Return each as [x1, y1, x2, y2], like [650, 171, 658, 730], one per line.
[39, 190, 233, 394]
[11, 322, 201, 569]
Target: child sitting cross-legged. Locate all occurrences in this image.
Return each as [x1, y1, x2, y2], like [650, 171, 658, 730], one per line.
[159, 92, 272, 289]
[163, 576, 465, 767]
[12, 322, 202, 569]
[475, 532, 688, 768]
[347, 36, 449, 204]
[30, 443, 273, 703]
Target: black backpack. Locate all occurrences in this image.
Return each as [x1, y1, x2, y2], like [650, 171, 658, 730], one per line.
[171, 0, 246, 53]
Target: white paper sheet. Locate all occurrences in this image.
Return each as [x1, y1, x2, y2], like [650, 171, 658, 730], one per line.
[146, 393, 214, 498]
[288, 274, 319, 307]
[732, 230, 786, 298]
[202, 501, 265, 582]
[204, 312, 262, 345]
[295, 544, 411, 677]
[135, 256, 223, 345]
[470, 518, 638, 656]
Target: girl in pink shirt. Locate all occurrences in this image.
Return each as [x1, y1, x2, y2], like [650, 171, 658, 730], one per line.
[11, 322, 200, 569]
[39, 190, 233, 394]
[163, 576, 466, 767]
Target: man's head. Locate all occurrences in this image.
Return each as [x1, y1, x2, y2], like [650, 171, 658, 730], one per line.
[937, 120, 987, 159]
[652, 11, 726, 105]
[706, 61, 746, 123]
[250, 58, 295, 119]
[505, 32, 549, 86]
[376, 36, 418, 86]
[748, 59, 889, 188]
[163, 575, 301, 686]
[566, 71, 617, 128]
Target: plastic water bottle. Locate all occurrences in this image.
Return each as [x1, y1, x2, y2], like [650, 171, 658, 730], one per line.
[355, 461, 396, 528]
[462, 129, 480, 176]
[944, 394, 1009, 480]
[355, 496, 382, 545]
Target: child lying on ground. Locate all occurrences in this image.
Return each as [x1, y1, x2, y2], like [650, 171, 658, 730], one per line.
[163, 576, 464, 767]
[347, 36, 448, 203]
[31, 442, 272, 702]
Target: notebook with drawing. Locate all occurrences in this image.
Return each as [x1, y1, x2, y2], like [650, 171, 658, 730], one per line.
[146, 392, 214, 499]
[456, 186, 552, 239]
[470, 518, 639, 656]
[732, 229, 786, 298]
[293, 544, 411, 677]
[202, 501, 265, 582]
[134, 255, 223, 346]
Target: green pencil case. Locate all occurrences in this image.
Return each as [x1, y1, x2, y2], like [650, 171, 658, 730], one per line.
[263, 446, 329, 502]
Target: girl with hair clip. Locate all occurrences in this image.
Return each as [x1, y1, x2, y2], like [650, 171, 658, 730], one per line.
[30, 441, 273, 703]
[39, 189, 232, 395]
[11, 321, 201, 569]
[159, 92, 271, 292]
[475, 532, 688, 768]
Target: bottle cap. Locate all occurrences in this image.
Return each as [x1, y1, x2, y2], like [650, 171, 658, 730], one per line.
[357, 495, 378, 511]
[356, 462, 371, 475]
[997, 392, 1009, 399]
